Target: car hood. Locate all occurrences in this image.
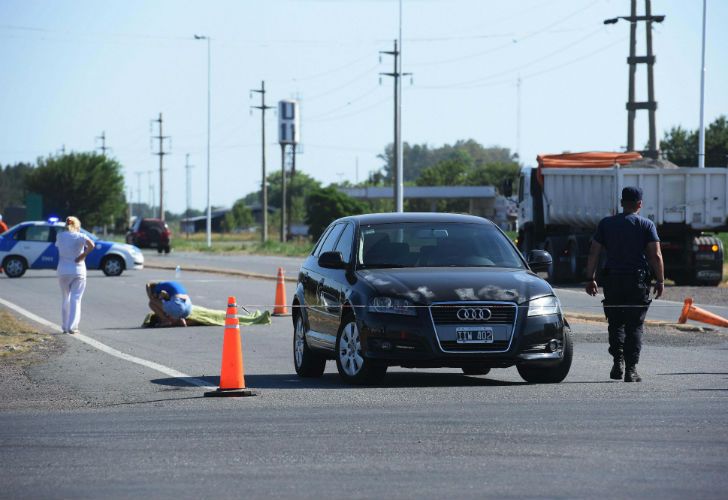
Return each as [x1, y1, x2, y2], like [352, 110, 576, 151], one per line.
[357, 267, 553, 305]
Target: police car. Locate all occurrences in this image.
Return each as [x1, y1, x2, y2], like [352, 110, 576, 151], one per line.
[0, 219, 144, 278]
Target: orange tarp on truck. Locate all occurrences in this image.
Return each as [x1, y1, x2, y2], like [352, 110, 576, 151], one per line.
[536, 151, 643, 185]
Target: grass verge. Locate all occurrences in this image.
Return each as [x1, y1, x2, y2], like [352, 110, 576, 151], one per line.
[0, 310, 50, 359]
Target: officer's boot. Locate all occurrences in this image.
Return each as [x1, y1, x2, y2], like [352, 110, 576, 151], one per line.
[610, 356, 624, 380]
[624, 364, 642, 383]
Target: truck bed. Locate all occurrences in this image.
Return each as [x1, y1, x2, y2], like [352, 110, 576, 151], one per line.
[542, 166, 728, 231]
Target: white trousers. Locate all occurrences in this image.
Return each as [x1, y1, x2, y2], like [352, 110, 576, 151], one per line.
[58, 275, 87, 332]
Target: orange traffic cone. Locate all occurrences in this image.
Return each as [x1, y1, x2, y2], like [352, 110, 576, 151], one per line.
[272, 267, 290, 316]
[204, 296, 256, 397]
[678, 297, 728, 328]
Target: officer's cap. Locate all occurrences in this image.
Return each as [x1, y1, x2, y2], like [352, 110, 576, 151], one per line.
[621, 186, 643, 202]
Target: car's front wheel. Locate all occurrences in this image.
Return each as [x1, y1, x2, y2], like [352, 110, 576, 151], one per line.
[3, 256, 27, 278]
[293, 314, 326, 377]
[517, 327, 573, 383]
[335, 316, 387, 385]
[101, 255, 124, 277]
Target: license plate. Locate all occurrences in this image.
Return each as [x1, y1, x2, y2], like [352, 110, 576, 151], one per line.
[456, 326, 494, 344]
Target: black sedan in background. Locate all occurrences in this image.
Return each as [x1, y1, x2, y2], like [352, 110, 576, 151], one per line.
[292, 213, 571, 385]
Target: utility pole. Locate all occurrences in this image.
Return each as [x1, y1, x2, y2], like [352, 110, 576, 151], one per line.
[280, 143, 287, 243]
[185, 154, 194, 238]
[516, 77, 522, 160]
[96, 131, 110, 156]
[251, 80, 273, 242]
[135, 171, 143, 218]
[151, 113, 170, 220]
[380, 39, 411, 212]
[605, 0, 665, 159]
[147, 170, 154, 215]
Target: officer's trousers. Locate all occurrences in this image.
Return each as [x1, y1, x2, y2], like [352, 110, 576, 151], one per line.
[601, 274, 651, 366]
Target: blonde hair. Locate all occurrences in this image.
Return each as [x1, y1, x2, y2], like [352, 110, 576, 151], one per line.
[66, 216, 81, 232]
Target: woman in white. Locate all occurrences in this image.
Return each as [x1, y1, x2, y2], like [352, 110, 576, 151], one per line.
[56, 216, 95, 334]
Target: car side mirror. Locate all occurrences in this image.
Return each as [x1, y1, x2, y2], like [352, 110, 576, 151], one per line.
[318, 251, 346, 269]
[527, 250, 552, 272]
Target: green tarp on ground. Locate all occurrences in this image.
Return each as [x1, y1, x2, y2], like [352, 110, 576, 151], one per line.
[142, 305, 271, 328]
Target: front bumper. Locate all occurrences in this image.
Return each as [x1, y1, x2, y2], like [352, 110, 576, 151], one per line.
[359, 304, 566, 368]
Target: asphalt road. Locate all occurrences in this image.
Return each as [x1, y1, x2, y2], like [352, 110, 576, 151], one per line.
[1, 263, 727, 499]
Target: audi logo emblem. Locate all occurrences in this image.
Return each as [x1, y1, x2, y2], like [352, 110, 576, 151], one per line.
[456, 308, 492, 321]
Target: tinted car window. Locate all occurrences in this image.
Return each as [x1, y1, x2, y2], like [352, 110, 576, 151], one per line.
[357, 222, 525, 269]
[333, 223, 355, 263]
[318, 223, 345, 256]
[22, 225, 51, 242]
[312, 224, 336, 257]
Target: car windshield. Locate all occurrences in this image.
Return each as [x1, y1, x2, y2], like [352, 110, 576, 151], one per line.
[357, 222, 525, 269]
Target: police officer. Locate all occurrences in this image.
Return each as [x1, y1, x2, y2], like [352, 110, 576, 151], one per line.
[585, 186, 665, 382]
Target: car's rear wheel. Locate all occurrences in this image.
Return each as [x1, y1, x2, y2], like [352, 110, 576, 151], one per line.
[101, 255, 124, 277]
[3, 256, 27, 278]
[517, 327, 573, 383]
[335, 316, 387, 385]
[163, 245, 171, 254]
[293, 314, 326, 377]
[461, 367, 491, 376]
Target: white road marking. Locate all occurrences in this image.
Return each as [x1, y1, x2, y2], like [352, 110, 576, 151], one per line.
[0, 296, 216, 390]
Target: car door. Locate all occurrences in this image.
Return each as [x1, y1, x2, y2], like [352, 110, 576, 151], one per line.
[17, 224, 56, 270]
[318, 222, 356, 339]
[306, 223, 345, 349]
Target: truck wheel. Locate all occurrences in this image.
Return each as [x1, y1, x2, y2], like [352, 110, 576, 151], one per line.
[517, 328, 573, 384]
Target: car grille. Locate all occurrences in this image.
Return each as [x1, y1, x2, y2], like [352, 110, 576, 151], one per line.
[440, 340, 510, 352]
[429, 303, 517, 325]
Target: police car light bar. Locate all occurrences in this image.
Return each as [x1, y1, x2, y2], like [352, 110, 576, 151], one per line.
[47, 216, 60, 223]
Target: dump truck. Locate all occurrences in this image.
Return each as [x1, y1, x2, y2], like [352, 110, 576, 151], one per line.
[516, 152, 727, 286]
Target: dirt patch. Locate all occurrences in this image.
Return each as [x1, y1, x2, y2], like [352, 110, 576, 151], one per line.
[0, 310, 55, 360]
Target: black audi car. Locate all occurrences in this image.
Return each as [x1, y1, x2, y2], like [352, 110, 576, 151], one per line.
[292, 213, 571, 385]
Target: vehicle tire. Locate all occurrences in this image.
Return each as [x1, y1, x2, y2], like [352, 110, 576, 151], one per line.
[517, 327, 573, 384]
[3, 256, 27, 278]
[293, 313, 326, 377]
[163, 245, 171, 254]
[335, 315, 387, 385]
[567, 239, 580, 282]
[101, 255, 124, 277]
[157, 246, 164, 254]
[461, 367, 491, 376]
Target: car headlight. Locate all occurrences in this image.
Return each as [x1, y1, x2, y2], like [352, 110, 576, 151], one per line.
[369, 297, 416, 316]
[527, 295, 561, 317]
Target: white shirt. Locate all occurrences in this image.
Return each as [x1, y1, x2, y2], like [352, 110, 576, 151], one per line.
[56, 231, 93, 276]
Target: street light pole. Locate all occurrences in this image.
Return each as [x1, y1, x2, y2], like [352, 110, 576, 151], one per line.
[195, 34, 212, 247]
[698, 0, 708, 168]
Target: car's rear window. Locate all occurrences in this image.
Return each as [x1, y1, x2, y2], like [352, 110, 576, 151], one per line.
[357, 222, 524, 269]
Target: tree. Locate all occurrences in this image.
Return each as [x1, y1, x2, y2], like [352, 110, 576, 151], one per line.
[25, 153, 127, 227]
[0, 162, 33, 212]
[377, 139, 517, 183]
[262, 171, 322, 224]
[305, 186, 367, 240]
[660, 115, 728, 167]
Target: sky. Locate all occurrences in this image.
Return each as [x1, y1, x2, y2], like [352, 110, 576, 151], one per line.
[1, 0, 726, 215]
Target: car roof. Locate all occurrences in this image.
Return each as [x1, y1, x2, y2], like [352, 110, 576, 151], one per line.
[336, 212, 495, 226]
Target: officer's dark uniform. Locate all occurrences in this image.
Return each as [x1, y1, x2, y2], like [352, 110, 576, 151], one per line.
[593, 188, 659, 373]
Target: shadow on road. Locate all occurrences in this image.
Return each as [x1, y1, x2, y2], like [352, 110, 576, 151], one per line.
[151, 372, 528, 389]
[657, 372, 728, 376]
